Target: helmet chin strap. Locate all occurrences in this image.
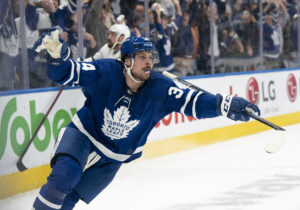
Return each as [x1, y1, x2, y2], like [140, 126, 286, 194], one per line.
[112, 34, 122, 50]
[124, 58, 143, 83]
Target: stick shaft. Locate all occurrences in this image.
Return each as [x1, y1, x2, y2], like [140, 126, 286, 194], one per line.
[16, 85, 65, 171]
[162, 71, 285, 131]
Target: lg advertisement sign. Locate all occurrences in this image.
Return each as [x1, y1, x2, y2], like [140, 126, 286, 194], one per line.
[246, 73, 298, 105]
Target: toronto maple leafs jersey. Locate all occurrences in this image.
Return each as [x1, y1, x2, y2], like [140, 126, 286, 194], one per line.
[152, 23, 175, 72]
[47, 58, 221, 163]
[263, 23, 280, 58]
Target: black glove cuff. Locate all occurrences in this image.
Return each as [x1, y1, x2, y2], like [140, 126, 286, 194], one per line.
[47, 57, 65, 65]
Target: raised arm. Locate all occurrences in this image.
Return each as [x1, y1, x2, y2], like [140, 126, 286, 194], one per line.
[32, 27, 100, 87]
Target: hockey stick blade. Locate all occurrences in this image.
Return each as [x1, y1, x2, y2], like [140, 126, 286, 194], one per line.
[264, 130, 288, 153]
[16, 158, 27, 172]
[162, 71, 287, 153]
[241, 110, 287, 153]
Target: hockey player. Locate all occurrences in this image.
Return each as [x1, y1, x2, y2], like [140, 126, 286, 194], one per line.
[84, 23, 130, 61]
[31, 28, 260, 210]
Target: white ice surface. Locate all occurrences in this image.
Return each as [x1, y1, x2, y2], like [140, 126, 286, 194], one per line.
[1, 123, 300, 210]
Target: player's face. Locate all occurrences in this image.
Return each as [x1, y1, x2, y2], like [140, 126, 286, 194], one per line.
[131, 51, 154, 81]
[107, 31, 117, 48]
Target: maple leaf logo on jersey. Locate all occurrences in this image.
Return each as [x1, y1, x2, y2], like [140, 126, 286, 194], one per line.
[101, 106, 140, 140]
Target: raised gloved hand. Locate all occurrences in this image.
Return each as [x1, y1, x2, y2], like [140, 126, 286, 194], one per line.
[220, 94, 261, 122]
[32, 27, 70, 65]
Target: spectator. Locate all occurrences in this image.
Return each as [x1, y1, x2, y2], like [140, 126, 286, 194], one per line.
[66, 11, 97, 60]
[11, 0, 80, 88]
[121, 0, 144, 28]
[171, 0, 198, 76]
[215, 0, 229, 23]
[132, 0, 145, 15]
[222, 28, 245, 57]
[110, 0, 122, 17]
[207, 4, 220, 66]
[248, 0, 260, 22]
[84, 23, 130, 61]
[263, 13, 281, 69]
[188, 0, 200, 73]
[130, 13, 145, 37]
[195, 0, 210, 74]
[172, 12, 194, 76]
[219, 28, 231, 56]
[101, 0, 116, 29]
[232, 0, 246, 21]
[0, 1, 18, 91]
[84, 0, 109, 57]
[163, 0, 182, 37]
[36, 0, 82, 87]
[275, 0, 290, 66]
[150, 2, 175, 73]
[190, 21, 199, 64]
[289, 14, 300, 60]
[286, 0, 298, 19]
[157, 0, 176, 20]
[48, 0, 77, 31]
[12, 0, 59, 88]
[235, 10, 259, 56]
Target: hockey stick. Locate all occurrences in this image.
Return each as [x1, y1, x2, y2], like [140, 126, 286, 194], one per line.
[162, 71, 287, 153]
[16, 85, 65, 172]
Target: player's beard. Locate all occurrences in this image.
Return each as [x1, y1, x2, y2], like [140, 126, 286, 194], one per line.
[107, 39, 113, 48]
[132, 66, 151, 81]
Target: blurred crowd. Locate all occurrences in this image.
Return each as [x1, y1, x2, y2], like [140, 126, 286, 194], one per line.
[1, 0, 300, 91]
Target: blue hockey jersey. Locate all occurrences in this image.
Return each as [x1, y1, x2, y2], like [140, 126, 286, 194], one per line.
[152, 23, 175, 72]
[47, 59, 221, 163]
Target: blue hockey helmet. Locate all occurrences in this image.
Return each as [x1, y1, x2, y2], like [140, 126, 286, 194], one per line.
[121, 36, 154, 61]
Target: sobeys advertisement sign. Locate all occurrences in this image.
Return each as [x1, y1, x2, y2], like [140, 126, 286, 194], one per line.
[0, 88, 85, 176]
[0, 97, 77, 159]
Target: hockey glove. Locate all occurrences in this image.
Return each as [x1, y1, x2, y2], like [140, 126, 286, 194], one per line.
[32, 27, 70, 65]
[220, 94, 261, 122]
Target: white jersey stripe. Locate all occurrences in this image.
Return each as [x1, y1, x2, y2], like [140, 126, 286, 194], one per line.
[51, 127, 66, 159]
[63, 60, 75, 86]
[180, 89, 194, 114]
[72, 114, 143, 162]
[192, 91, 202, 118]
[37, 193, 61, 209]
[73, 61, 81, 85]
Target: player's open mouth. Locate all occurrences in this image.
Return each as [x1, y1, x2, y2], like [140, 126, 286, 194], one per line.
[144, 67, 151, 75]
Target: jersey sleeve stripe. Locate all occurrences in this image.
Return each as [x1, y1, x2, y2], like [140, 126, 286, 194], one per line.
[63, 59, 75, 86]
[192, 91, 203, 118]
[73, 61, 81, 85]
[180, 89, 194, 114]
